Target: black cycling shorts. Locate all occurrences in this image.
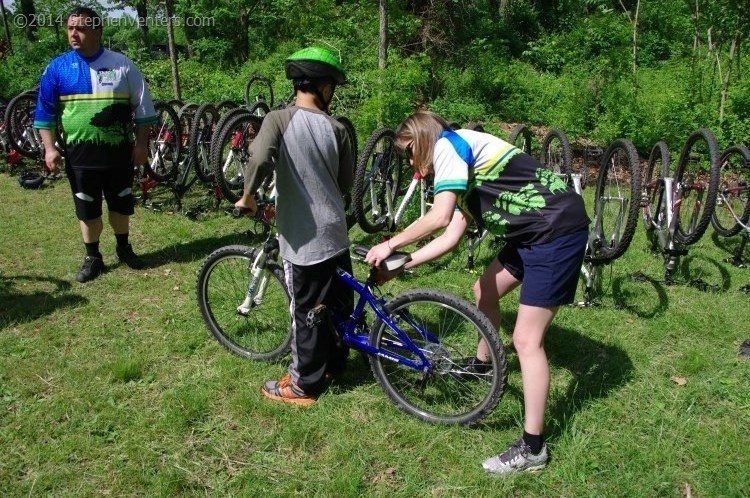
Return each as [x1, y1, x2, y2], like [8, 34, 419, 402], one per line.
[67, 167, 136, 221]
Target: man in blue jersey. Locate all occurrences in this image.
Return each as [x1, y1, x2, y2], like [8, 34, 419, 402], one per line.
[34, 6, 157, 283]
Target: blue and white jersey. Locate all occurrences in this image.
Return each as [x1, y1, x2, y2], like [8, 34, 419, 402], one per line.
[34, 47, 157, 169]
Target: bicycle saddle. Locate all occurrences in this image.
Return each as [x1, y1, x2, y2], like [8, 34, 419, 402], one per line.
[352, 245, 412, 271]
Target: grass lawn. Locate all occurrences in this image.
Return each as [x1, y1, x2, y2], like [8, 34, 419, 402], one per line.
[0, 166, 748, 497]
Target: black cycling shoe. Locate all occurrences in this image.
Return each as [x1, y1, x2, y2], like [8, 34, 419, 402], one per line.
[116, 244, 145, 269]
[76, 256, 104, 283]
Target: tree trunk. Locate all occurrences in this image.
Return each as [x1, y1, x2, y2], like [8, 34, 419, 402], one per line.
[0, 0, 13, 55]
[719, 33, 739, 124]
[689, 0, 700, 107]
[378, 0, 387, 70]
[237, 10, 249, 63]
[378, 0, 387, 126]
[631, 0, 640, 102]
[20, 0, 36, 41]
[136, 0, 149, 47]
[165, 0, 181, 100]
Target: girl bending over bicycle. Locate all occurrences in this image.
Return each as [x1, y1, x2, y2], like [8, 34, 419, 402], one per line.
[365, 111, 589, 475]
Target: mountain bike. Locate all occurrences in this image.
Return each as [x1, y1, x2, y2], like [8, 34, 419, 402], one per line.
[352, 127, 431, 234]
[642, 129, 721, 284]
[710, 144, 750, 267]
[196, 204, 508, 426]
[576, 138, 642, 305]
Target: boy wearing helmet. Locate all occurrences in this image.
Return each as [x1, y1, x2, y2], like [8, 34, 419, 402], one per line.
[234, 47, 354, 406]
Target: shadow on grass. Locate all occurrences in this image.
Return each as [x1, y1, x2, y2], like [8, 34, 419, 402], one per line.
[612, 272, 669, 318]
[0, 274, 87, 328]
[543, 323, 633, 438]
[133, 230, 266, 270]
[679, 254, 732, 292]
[478, 310, 632, 433]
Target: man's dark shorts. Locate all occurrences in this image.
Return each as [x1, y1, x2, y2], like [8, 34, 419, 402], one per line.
[497, 229, 588, 308]
[67, 167, 135, 221]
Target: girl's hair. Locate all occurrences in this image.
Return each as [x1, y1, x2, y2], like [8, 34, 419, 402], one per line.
[394, 111, 450, 176]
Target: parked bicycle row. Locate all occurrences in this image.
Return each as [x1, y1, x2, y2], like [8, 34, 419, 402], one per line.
[3, 84, 747, 292]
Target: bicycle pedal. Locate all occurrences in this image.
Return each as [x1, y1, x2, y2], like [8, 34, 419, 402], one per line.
[306, 304, 327, 328]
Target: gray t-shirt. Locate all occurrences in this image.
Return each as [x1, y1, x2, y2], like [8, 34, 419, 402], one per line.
[243, 106, 354, 265]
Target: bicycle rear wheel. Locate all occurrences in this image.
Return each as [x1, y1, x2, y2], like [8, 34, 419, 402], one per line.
[369, 289, 507, 425]
[673, 128, 721, 246]
[188, 103, 219, 184]
[587, 138, 641, 264]
[711, 145, 750, 237]
[210, 112, 262, 203]
[196, 245, 291, 361]
[5, 90, 43, 160]
[144, 102, 181, 181]
[353, 128, 408, 233]
[541, 128, 573, 179]
[507, 124, 533, 155]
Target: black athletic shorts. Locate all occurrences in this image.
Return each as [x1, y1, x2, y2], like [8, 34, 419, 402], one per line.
[67, 166, 136, 221]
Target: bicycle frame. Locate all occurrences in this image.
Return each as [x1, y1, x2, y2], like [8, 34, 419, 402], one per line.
[240, 235, 442, 373]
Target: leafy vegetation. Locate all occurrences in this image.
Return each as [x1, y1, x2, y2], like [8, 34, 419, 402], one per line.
[1, 0, 748, 151]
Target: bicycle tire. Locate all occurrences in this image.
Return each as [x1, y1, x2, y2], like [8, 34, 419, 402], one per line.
[5, 90, 43, 159]
[196, 245, 292, 361]
[143, 102, 181, 181]
[541, 128, 573, 178]
[643, 141, 670, 234]
[208, 107, 252, 174]
[587, 138, 641, 264]
[177, 103, 199, 159]
[673, 128, 721, 246]
[188, 103, 219, 183]
[210, 112, 262, 203]
[215, 100, 239, 114]
[465, 121, 485, 132]
[353, 128, 407, 233]
[248, 100, 270, 117]
[711, 145, 750, 237]
[507, 124, 533, 155]
[368, 288, 507, 425]
[244, 74, 274, 109]
[166, 99, 184, 112]
[333, 115, 359, 229]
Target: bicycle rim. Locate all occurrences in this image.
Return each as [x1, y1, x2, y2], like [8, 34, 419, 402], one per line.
[711, 145, 750, 238]
[196, 245, 291, 360]
[673, 128, 721, 245]
[369, 290, 506, 425]
[590, 139, 641, 264]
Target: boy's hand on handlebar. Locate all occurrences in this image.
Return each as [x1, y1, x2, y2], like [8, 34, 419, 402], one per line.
[364, 241, 393, 268]
[233, 194, 258, 218]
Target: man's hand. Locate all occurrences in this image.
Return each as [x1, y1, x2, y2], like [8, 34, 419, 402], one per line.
[44, 148, 63, 175]
[131, 142, 148, 166]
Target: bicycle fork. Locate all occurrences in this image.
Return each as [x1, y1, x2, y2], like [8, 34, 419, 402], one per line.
[237, 249, 271, 315]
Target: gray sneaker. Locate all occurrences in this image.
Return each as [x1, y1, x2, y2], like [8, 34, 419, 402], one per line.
[482, 438, 548, 475]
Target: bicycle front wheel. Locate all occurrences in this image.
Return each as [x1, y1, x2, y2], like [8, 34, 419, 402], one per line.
[541, 128, 573, 179]
[673, 128, 721, 246]
[368, 289, 507, 425]
[710, 145, 750, 238]
[196, 245, 292, 361]
[588, 138, 641, 264]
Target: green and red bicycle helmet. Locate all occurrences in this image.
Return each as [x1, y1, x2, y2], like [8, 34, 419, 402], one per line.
[285, 46, 346, 85]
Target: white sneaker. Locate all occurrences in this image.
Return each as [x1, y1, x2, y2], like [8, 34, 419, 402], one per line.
[482, 438, 548, 475]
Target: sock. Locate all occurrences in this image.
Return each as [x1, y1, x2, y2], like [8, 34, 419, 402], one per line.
[115, 233, 129, 248]
[84, 241, 102, 259]
[523, 431, 544, 455]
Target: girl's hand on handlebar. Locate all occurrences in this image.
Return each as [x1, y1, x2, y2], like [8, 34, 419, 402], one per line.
[365, 241, 393, 268]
